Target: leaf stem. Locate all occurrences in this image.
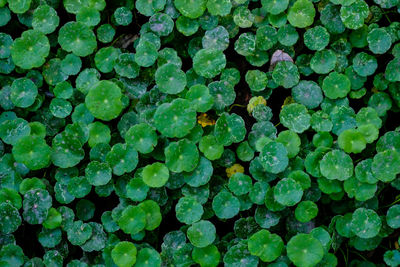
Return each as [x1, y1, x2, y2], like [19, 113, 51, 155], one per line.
[339, 248, 348, 266]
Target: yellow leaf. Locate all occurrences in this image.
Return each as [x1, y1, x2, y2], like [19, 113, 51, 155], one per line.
[197, 113, 215, 127]
[247, 96, 267, 114]
[226, 163, 245, 178]
[281, 96, 294, 109]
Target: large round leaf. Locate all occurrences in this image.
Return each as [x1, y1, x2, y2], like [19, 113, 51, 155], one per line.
[85, 80, 123, 121]
[154, 98, 196, 138]
[11, 30, 50, 69]
[58, 22, 97, 57]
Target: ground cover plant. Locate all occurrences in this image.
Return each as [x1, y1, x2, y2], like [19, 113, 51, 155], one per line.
[1, 0, 400, 266]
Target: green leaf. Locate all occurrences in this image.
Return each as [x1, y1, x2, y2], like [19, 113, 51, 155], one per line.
[245, 70, 268, 92]
[336, 213, 355, 238]
[106, 143, 138, 176]
[234, 33, 256, 56]
[0, 202, 21, 234]
[367, 28, 392, 54]
[43, 207, 62, 229]
[340, 0, 369, 30]
[80, 222, 106, 252]
[193, 49, 226, 78]
[165, 139, 199, 173]
[126, 177, 149, 202]
[262, 0, 289, 15]
[88, 121, 111, 147]
[192, 245, 220, 267]
[304, 26, 330, 51]
[176, 196, 204, 224]
[185, 84, 214, 112]
[53, 81, 73, 99]
[49, 98, 72, 118]
[9, 0, 31, 13]
[113, 7, 132, 26]
[149, 13, 174, 36]
[287, 233, 324, 267]
[384, 250, 400, 267]
[350, 208, 382, 238]
[0, 244, 25, 267]
[338, 129, 367, 153]
[183, 156, 213, 187]
[214, 113, 246, 146]
[187, 220, 216, 248]
[11, 30, 50, 69]
[272, 61, 300, 89]
[142, 162, 169, 187]
[277, 24, 299, 46]
[228, 173, 252, 196]
[118, 205, 146, 235]
[85, 161, 112, 186]
[154, 98, 196, 138]
[77, 6, 100, 27]
[38, 228, 61, 248]
[199, 135, 224, 161]
[276, 130, 301, 158]
[58, 22, 97, 57]
[135, 40, 158, 67]
[310, 49, 337, 74]
[371, 150, 400, 182]
[273, 178, 303, 206]
[353, 52, 378, 76]
[259, 141, 289, 174]
[256, 25, 278, 51]
[176, 16, 199, 37]
[209, 81, 236, 110]
[68, 176, 91, 198]
[0, 117, 30, 145]
[0, 33, 12, 59]
[287, 0, 316, 28]
[112, 241, 137, 267]
[174, 0, 207, 18]
[203, 26, 229, 51]
[322, 72, 351, 99]
[94, 47, 119, 73]
[292, 80, 323, 110]
[320, 149, 353, 181]
[67, 220, 93, 246]
[224, 241, 259, 266]
[136, 0, 166, 16]
[155, 63, 186, 94]
[138, 200, 162, 230]
[22, 189, 52, 225]
[385, 57, 400, 82]
[212, 190, 240, 219]
[207, 0, 232, 16]
[114, 53, 140, 78]
[248, 229, 284, 262]
[387, 204, 400, 229]
[280, 103, 311, 133]
[125, 123, 158, 154]
[32, 5, 59, 34]
[12, 135, 51, 170]
[85, 80, 123, 121]
[295, 201, 318, 222]
[233, 6, 255, 28]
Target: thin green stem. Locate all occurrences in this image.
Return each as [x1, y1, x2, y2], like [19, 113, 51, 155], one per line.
[111, 34, 126, 47]
[229, 104, 247, 112]
[380, 7, 392, 23]
[350, 250, 368, 262]
[339, 248, 348, 266]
